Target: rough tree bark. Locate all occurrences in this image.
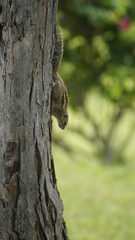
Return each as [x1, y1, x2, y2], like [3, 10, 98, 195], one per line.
[0, 0, 68, 239]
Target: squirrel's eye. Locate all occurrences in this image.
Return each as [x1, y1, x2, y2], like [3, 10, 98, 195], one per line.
[64, 114, 68, 118]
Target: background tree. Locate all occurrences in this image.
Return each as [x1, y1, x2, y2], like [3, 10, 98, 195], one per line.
[55, 0, 135, 164]
[0, 0, 68, 239]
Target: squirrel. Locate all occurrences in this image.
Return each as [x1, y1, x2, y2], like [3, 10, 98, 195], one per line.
[51, 27, 69, 129]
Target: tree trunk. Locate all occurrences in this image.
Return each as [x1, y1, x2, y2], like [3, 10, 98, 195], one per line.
[0, 0, 68, 239]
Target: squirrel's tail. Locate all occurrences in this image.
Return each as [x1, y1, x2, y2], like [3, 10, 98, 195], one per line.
[53, 26, 63, 73]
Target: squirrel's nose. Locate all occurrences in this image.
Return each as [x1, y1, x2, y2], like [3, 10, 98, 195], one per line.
[64, 121, 67, 126]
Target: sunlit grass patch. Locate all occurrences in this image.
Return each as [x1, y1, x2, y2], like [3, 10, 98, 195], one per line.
[53, 148, 135, 240]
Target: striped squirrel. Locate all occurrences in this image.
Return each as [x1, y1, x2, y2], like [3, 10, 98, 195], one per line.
[51, 27, 69, 129]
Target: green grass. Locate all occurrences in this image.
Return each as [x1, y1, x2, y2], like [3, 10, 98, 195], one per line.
[53, 145, 135, 240]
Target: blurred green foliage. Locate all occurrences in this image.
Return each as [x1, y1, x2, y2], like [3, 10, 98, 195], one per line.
[58, 0, 135, 108]
[53, 0, 135, 165]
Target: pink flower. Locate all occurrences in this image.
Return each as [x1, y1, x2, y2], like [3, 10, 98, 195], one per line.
[118, 17, 131, 32]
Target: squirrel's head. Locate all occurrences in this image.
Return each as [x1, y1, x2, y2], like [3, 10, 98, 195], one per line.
[51, 106, 68, 129]
[51, 79, 69, 129]
[57, 110, 68, 129]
